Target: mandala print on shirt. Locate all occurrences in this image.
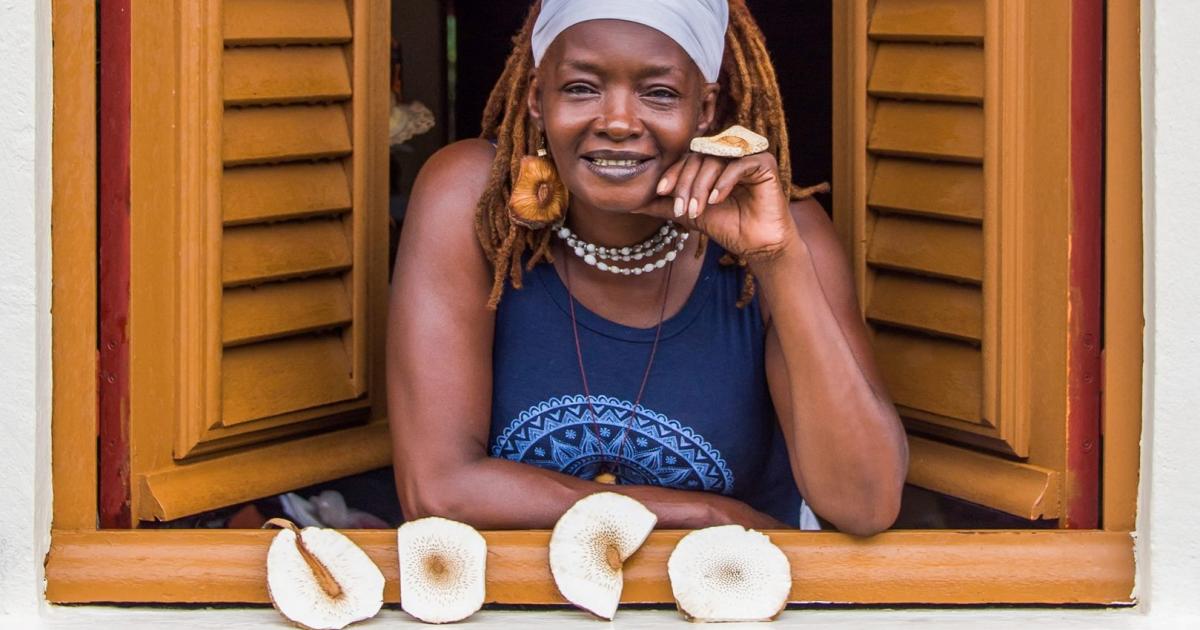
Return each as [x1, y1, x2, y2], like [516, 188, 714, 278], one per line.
[491, 394, 735, 493]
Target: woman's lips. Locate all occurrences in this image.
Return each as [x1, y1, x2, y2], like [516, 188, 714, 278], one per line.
[581, 156, 655, 183]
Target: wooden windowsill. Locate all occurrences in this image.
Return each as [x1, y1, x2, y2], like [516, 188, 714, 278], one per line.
[32, 606, 1151, 628]
[45, 529, 1134, 605]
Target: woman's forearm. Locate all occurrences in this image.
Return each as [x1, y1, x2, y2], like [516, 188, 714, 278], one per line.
[752, 240, 908, 535]
[399, 456, 789, 530]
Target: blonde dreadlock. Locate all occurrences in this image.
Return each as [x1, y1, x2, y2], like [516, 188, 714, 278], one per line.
[476, 0, 817, 309]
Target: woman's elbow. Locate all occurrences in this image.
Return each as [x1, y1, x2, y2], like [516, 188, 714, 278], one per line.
[837, 497, 901, 537]
[820, 480, 903, 537]
[398, 469, 474, 524]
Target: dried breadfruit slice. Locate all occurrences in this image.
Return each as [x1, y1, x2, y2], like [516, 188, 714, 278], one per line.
[265, 518, 384, 630]
[397, 516, 488, 624]
[549, 492, 659, 620]
[689, 125, 770, 158]
[667, 524, 792, 622]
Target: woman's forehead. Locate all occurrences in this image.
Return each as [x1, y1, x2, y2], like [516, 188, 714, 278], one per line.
[542, 19, 700, 79]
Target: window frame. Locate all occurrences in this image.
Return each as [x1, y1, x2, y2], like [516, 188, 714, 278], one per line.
[46, 0, 1144, 606]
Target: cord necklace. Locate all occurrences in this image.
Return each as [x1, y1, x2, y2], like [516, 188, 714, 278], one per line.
[561, 236, 676, 484]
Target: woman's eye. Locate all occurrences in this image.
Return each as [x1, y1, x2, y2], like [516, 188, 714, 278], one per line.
[644, 88, 680, 100]
[564, 84, 597, 96]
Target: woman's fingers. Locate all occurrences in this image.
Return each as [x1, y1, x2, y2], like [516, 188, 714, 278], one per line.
[671, 154, 704, 218]
[710, 153, 777, 207]
[688, 157, 728, 219]
[655, 157, 688, 197]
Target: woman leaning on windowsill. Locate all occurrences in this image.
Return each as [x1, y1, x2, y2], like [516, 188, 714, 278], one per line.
[386, 0, 907, 537]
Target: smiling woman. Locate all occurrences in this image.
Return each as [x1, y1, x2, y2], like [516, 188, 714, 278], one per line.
[386, 0, 909, 536]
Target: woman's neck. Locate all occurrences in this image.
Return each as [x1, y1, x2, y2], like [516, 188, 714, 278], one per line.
[563, 200, 669, 249]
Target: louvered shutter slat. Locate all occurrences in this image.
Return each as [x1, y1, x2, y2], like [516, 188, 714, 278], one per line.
[869, 43, 984, 102]
[869, 159, 983, 223]
[223, 105, 352, 165]
[223, 278, 352, 346]
[221, 334, 357, 426]
[867, 273, 983, 342]
[868, 101, 984, 163]
[224, 0, 352, 46]
[874, 330, 984, 424]
[222, 219, 352, 287]
[223, 163, 352, 226]
[869, 0, 985, 43]
[867, 215, 983, 283]
[223, 47, 352, 105]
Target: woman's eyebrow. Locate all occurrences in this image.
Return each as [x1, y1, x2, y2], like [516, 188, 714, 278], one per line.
[636, 64, 684, 80]
[560, 59, 683, 81]
[561, 59, 606, 76]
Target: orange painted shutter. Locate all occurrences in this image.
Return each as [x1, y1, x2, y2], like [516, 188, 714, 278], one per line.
[833, 0, 1099, 521]
[127, 0, 391, 522]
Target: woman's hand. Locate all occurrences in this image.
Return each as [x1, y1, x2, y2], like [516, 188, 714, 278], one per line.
[692, 491, 794, 530]
[643, 151, 799, 262]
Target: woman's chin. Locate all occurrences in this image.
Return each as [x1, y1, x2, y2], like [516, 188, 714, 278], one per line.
[576, 190, 663, 216]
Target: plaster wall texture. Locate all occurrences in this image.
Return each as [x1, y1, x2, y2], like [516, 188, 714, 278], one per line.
[2, 0, 1200, 626]
[1139, 0, 1200, 618]
[0, 0, 52, 620]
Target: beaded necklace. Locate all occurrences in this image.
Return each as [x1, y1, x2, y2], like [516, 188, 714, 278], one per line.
[556, 221, 688, 276]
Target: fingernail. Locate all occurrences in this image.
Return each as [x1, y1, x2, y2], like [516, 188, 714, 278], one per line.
[657, 178, 670, 194]
[673, 197, 685, 217]
[709, 188, 720, 204]
[688, 198, 699, 218]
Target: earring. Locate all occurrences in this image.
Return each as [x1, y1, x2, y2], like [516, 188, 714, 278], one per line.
[508, 143, 568, 229]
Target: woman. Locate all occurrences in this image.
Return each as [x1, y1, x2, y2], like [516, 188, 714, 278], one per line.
[387, 0, 907, 535]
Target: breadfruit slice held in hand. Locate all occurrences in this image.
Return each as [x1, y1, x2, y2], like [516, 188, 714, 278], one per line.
[549, 492, 658, 620]
[667, 525, 792, 622]
[265, 518, 385, 630]
[397, 516, 488, 624]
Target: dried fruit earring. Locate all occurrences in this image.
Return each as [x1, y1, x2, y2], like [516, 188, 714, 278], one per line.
[508, 142, 568, 229]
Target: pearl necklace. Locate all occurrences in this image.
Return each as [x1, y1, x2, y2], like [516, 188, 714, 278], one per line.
[555, 222, 689, 276]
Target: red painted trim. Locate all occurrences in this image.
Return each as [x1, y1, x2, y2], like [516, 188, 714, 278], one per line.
[98, 0, 133, 528]
[1066, 0, 1104, 528]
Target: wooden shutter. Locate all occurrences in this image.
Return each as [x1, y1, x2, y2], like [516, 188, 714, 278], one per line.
[126, 0, 391, 522]
[833, 0, 1101, 523]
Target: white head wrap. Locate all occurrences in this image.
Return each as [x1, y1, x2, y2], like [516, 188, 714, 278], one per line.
[531, 0, 730, 83]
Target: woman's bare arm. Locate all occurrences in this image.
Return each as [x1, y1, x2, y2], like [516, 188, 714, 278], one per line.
[757, 199, 909, 536]
[387, 139, 787, 530]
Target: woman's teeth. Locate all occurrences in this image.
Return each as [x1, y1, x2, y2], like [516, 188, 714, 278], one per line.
[591, 158, 642, 167]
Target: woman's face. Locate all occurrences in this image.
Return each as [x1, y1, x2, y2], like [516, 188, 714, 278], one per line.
[529, 20, 719, 214]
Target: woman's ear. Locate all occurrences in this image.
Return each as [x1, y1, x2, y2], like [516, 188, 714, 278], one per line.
[527, 71, 544, 131]
[696, 83, 721, 134]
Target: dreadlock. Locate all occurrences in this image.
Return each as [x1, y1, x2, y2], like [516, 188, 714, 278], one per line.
[476, 0, 820, 309]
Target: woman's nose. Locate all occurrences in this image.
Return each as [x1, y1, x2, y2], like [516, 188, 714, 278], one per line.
[596, 92, 642, 139]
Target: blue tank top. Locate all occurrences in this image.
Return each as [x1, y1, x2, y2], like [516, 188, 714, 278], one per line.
[487, 241, 813, 527]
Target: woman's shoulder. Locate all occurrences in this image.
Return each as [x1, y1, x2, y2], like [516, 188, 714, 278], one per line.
[410, 138, 497, 211]
[404, 138, 497, 246]
[397, 139, 499, 304]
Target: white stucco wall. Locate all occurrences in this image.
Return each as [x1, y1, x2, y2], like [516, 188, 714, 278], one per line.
[0, 0, 52, 620]
[1, 0, 1198, 625]
[1138, 0, 1200, 618]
